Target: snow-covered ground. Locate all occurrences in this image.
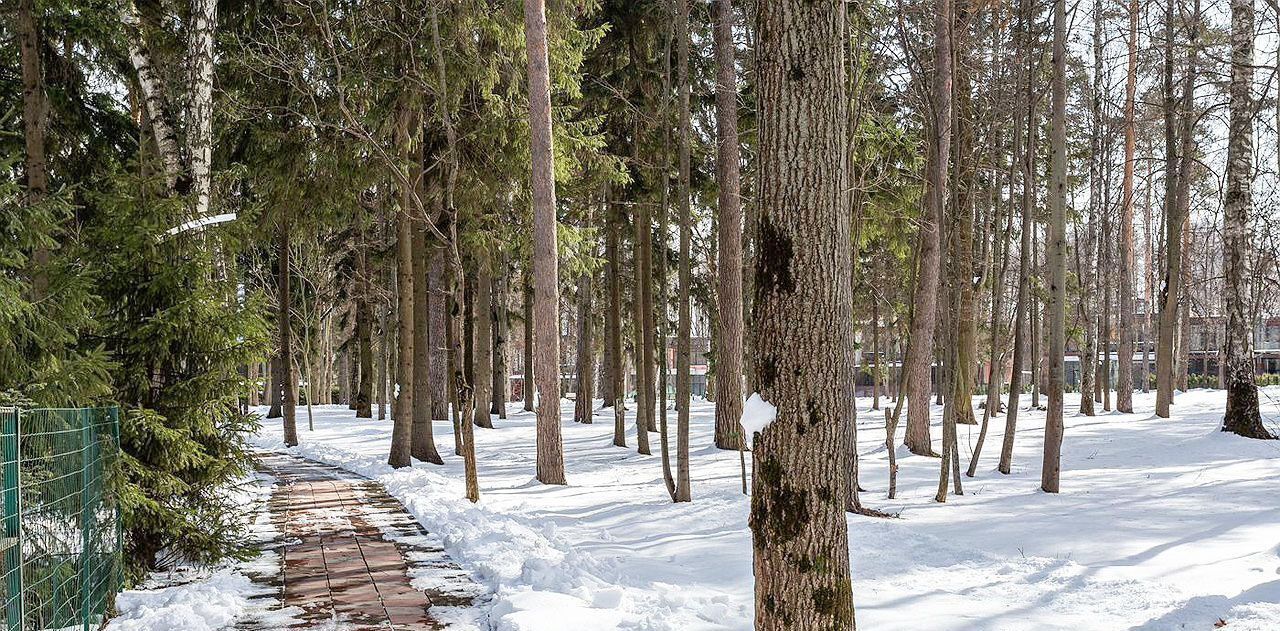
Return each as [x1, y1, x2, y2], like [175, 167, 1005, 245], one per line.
[247, 389, 1280, 631]
[107, 470, 293, 631]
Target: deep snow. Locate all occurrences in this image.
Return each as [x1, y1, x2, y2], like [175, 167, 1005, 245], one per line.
[230, 387, 1280, 630]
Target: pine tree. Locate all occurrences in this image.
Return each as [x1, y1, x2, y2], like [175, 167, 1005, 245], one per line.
[750, 1, 856, 627]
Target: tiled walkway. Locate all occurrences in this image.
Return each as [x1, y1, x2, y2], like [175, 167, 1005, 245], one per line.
[255, 453, 482, 630]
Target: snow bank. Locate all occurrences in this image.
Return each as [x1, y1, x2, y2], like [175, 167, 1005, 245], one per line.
[108, 470, 285, 631]
[109, 570, 260, 631]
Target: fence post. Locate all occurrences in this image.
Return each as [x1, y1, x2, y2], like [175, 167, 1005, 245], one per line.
[109, 407, 122, 604]
[2, 408, 22, 631]
[80, 408, 91, 631]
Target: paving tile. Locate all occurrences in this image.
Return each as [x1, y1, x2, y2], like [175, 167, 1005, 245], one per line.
[250, 452, 480, 630]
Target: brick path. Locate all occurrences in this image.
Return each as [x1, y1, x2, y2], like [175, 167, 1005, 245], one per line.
[253, 453, 483, 630]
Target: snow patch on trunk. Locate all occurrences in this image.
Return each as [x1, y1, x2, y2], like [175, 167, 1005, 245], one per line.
[739, 392, 777, 442]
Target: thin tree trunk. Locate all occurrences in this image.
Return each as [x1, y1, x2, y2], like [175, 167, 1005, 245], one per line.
[1177, 225, 1192, 391]
[523, 0, 566, 485]
[751, 2, 856, 626]
[1043, 0, 1068, 494]
[1115, 0, 1138, 413]
[279, 214, 298, 447]
[123, 5, 183, 193]
[474, 250, 495, 429]
[938, 0, 973, 501]
[674, 0, 693, 502]
[573, 263, 595, 423]
[606, 191, 627, 447]
[248, 362, 260, 407]
[523, 277, 536, 412]
[378, 305, 389, 420]
[712, 0, 745, 452]
[492, 260, 509, 418]
[356, 251, 374, 418]
[998, 66, 1029, 471]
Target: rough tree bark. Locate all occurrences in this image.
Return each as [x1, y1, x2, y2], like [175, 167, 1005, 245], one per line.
[1222, 0, 1274, 439]
[186, 0, 215, 218]
[1156, 0, 1200, 418]
[523, 277, 535, 412]
[356, 219, 374, 419]
[19, 0, 49, 297]
[279, 213, 298, 447]
[473, 249, 494, 429]
[674, 0, 693, 502]
[428, 246, 450, 422]
[1116, 0, 1138, 413]
[573, 266, 595, 423]
[412, 221, 443, 464]
[388, 100, 417, 469]
[749, 1, 856, 628]
[712, 0, 745, 452]
[903, 0, 953, 458]
[606, 191, 627, 447]
[1043, 0, 1067, 494]
[523, 0, 566, 484]
[492, 265, 509, 419]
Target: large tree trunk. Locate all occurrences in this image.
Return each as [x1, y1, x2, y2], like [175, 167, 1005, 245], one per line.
[1221, 0, 1272, 438]
[388, 101, 416, 469]
[412, 221, 443, 464]
[903, 0, 953, 458]
[750, 2, 855, 627]
[523, 0, 566, 485]
[1115, 0, 1138, 413]
[1043, 0, 1068, 494]
[19, 0, 49, 297]
[279, 214, 299, 447]
[1156, 0, 1200, 418]
[473, 250, 495, 429]
[712, 0, 744, 452]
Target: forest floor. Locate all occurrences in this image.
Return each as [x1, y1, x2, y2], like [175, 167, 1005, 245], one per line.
[241, 387, 1280, 631]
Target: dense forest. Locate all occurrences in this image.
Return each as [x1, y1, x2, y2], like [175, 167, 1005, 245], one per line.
[4, 0, 1280, 627]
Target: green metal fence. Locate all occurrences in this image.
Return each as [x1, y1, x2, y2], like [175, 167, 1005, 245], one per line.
[0, 407, 121, 631]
